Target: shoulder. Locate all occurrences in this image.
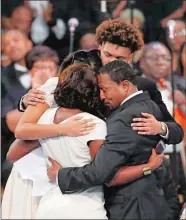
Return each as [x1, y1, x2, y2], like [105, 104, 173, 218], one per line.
[77, 113, 107, 142]
[37, 77, 59, 94]
[78, 112, 106, 125]
[136, 76, 157, 91]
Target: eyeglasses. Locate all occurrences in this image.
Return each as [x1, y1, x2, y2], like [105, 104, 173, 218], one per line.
[72, 49, 102, 71]
[144, 55, 171, 63]
[174, 29, 186, 37]
[32, 65, 57, 71]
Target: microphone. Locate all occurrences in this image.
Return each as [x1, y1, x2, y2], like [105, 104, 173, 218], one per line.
[167, 20, 176, 39]
[68, 18, 79, 32]
[101, 0, 107, 13]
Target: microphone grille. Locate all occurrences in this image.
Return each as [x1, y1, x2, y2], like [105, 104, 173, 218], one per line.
[68, 18, 79, 27]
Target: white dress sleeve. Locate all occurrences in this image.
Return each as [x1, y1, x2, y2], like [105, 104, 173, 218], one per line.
[37, 77, 59, 108]
[78, 113, 107, 143]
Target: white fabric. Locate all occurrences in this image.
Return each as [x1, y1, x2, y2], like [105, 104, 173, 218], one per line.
[120, 90, 143, 106]
[14, 148, 56, 196]
[14, 63, 31, 89]
[2, 167, 41, 219]
[35, 108, 107, 219]
[14, 63, 27, 72]
[29, 1, 50, 44]
[37, 77, 58, 108]
[51, 19, 66, 40]
[180, 208, 186, 220]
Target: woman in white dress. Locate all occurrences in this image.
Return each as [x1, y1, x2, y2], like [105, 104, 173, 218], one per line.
[1, 56, 96, 219]
[3, 56, 162, 219]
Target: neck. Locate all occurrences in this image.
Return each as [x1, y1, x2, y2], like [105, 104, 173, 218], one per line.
[121, 85, 138, 104]
[17, 58, 26, 67]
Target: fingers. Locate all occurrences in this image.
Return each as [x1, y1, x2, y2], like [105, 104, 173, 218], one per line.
[72, 116, 84, 121]
[48, 157, 56, 165]
[30, 89, 46, 95]
[132, 118, 147, 123]
[151, 148, 156, 155]
[141, 112, 153, 118]
[28, 96, 46, 103]
[132, 126, 148, 131]
[80, 119, 95, 125]
[137, 131, 151, 135]
[72, 117, 95, 124]
[131, 122, 146, 127]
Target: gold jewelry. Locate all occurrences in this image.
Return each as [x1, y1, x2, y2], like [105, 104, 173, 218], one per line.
[143, 167, 152, 176]
[160, 122, 166, 135]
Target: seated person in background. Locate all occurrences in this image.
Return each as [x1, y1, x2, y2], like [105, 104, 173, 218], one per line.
[78, 23, 98, 50]
[1, 30, 32, 100]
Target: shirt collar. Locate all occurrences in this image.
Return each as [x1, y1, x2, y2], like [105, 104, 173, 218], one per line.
[14, 63, 28, 72]
[120, 90, 143, 106]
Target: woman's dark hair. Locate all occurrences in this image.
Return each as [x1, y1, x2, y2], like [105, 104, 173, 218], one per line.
[54, 64, 105, 120]
[58, 49, 102, 77]
[26, 46, 59, 70]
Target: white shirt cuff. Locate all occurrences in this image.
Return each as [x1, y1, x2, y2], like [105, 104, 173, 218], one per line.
[160, 123, 169, 139]
[19, 95, 26, 112]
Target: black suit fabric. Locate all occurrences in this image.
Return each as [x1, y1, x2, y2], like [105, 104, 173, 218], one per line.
[58, 92, 171, 219]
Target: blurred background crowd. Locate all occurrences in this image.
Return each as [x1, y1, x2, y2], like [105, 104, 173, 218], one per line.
[1, 0, 186, 218]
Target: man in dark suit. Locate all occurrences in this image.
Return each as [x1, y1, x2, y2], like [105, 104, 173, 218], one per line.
[47, 60, 171, 219]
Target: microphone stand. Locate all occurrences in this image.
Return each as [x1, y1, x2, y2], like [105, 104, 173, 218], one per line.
[128, 0, 135, 68]
[170, 41, 179, 185]
[69, 31, 75, 54]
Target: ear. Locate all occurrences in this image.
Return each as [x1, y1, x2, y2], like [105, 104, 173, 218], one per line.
[98, 44, 102, 51]
[139, 58, 145, 70]
[120, 80, 129, 92]
[128, 53, 134, 64]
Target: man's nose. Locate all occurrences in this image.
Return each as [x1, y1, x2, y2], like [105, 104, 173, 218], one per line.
[100, 90, 106, 100]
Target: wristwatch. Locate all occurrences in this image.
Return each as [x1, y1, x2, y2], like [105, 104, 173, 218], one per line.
[160, 122, 167, 135]
[143, 167, 152, 176]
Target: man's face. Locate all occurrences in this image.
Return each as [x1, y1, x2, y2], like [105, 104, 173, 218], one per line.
[140, 45, 171, 80]
[99, 42, 132, 65]
[97, 73, 128, 110]
[3, 30, 32, 62]
[11, 7, 33, 35]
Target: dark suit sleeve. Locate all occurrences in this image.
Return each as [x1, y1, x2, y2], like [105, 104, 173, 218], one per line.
[58, 116, 137, 194]
[136, 76, 184, 144]
[17, 96, 25, 112]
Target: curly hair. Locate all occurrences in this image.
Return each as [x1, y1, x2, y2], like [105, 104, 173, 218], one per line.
[96, 19, 144, 53]
[54, 64, 105, 120]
